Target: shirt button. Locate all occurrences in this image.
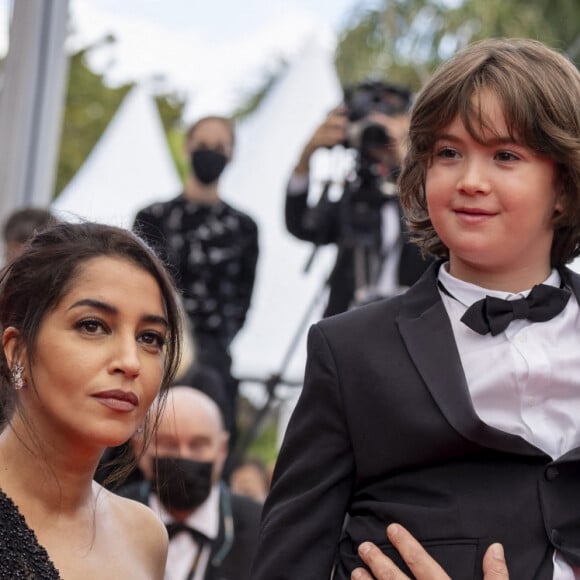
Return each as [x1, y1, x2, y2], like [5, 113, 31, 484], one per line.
[545, 466, 559, 481]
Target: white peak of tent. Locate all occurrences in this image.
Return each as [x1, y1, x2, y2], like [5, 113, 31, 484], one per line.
[52, 84, 182, 228]
[226, 35, 344, 191]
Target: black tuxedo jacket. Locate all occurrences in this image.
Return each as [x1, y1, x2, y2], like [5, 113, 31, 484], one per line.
[285, 182, 431, 317]
[251, 262, 580, 579]
[118, 481, 262, 580]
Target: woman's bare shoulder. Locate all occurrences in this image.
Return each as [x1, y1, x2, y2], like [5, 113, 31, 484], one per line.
[98, 486, 168, 579]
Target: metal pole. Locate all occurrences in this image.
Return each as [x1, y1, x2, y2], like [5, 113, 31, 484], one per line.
[0, 0, 69, 220]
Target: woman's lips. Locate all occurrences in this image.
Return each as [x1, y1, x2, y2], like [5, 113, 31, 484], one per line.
[92, 389, 138, 412]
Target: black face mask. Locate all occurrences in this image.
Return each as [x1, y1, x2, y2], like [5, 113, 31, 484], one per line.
[190, 149, 228, 184]
[151, 457, 214, 512]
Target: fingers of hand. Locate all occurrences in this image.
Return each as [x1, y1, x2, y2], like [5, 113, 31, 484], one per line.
[326, 112, 347, 130]
[356, 542, 410, 580]
[313, 122, 346, 147]
[482, 544, 509, 579]
[386, 524, 450, 580]
[351, 566, 374, 580]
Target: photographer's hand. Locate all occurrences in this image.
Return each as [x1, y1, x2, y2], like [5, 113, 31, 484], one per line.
[351, 524, 509, 580]
[294, 107, 348, 175]
[367, 111, 410, 166]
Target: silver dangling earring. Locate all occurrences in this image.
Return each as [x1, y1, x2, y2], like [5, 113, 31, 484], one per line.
[11, 362, 25, 390]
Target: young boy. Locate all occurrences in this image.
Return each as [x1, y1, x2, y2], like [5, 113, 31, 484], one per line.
[250, 38, 580, 580]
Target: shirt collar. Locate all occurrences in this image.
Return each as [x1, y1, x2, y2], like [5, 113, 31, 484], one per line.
[437, 262, 561, 308]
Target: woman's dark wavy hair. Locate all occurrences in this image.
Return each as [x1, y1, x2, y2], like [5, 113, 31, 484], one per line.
[0, 221, 182, 484]
[399, 38, 580, 266]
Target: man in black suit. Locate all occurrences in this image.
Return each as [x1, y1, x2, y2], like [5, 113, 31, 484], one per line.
[285, 82, 431, 317]
[118, 386, 261, 580]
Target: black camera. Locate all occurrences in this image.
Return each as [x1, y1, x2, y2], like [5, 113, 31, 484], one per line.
[343, 80, 412, 151]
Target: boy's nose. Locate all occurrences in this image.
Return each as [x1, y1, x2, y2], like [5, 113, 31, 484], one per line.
[457, 159, 491, 195]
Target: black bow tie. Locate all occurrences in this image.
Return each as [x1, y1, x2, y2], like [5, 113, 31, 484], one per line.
[165, 521, 209, 544]
[460, 284, 571, 336]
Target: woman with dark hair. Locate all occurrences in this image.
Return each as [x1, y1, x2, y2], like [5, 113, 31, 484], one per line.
[0, 221, 182, 578]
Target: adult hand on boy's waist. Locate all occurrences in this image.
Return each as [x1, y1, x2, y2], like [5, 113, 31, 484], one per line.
[351, 523, 509, 580]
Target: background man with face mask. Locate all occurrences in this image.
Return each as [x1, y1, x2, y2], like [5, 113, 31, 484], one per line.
[133, 116, 259, 439]
[118, 386, 262, 580]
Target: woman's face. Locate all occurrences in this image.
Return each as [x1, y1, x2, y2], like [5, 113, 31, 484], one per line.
[4, 256, 168, 450]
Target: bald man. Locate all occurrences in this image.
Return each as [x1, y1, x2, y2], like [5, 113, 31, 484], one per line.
[118, 387, 262, 580]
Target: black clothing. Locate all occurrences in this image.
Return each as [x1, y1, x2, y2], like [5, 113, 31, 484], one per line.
[134, 194, 258, 348]
[166, 521, 209, 544]
[134, 194, 259, 434]
[119, 480, 262, 580]
[285, 181, 430, 316]
[460, 283, 571, 336]
[0, 488, 61, 579]
[250, 263, 580, 579]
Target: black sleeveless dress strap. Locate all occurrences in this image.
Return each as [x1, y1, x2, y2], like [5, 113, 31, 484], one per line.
[0, 488, 61, 579]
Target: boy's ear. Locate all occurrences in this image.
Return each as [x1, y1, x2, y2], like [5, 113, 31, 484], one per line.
[554, 182, 567, 216]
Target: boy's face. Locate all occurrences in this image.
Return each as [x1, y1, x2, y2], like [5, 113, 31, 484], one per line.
[425, 90, 562, 287]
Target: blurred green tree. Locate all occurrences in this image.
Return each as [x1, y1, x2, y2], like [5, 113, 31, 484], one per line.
[334, 0, 579, 93]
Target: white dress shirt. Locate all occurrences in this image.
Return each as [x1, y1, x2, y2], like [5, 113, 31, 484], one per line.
[149, 484, 220, 580]
[438, 264, 580, 579]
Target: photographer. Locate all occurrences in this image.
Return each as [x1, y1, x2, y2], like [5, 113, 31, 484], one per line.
[285, 81, 431, 316]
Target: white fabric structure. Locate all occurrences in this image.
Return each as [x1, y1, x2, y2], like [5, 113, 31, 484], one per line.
[52, 84, 182, 227]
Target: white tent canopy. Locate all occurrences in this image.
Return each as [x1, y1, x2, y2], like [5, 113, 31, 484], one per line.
[52, 84, 182, 227]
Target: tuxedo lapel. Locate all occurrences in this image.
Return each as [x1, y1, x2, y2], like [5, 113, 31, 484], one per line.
[397, 263, 542, 456]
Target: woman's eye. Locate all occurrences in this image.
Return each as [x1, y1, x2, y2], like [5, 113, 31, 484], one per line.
[139, 332, 166, 349]
[76, 319, 106, 334]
